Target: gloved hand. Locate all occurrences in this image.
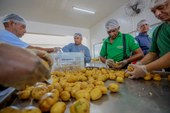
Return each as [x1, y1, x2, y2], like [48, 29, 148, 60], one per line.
[126, 64, 148, 79]
[27, 49, 53, 67]
[0, 43, 50, 90]
[114, 60, 128, 69]
[105, 59, 115, 68]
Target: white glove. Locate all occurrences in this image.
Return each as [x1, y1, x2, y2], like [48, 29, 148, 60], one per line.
[127, 64, 148, 79]
[105, 59, 115, 68]
[114, 60, 128, 69]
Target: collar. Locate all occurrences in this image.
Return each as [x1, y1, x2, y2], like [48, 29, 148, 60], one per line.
[138, 32, 148, 37]
[105, 32, 122, 43]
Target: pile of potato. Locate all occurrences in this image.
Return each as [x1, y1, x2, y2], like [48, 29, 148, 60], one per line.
[0, 68, 131, 113]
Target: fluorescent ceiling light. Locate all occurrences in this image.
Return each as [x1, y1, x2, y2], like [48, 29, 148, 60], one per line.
[73, 6, 95, 14]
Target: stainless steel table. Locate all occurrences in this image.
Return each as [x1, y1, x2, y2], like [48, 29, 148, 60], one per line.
[1, 79, 170, 113]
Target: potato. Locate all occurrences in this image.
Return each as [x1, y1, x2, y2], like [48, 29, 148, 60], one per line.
[17, 86, 34, 99]
[108, 83, 119, 93]
[60, 91, 70, 101]
[31, 85, 48, 100]
[127, 65, 134, 72]
[39, 92, 58, 112]
[35, 82, 47, 87]
[70, 98, 90, 113]
[0, 106, 21, 113]
[21, 106, 41, 113]
[51, 89, 60, 98]
[116, 77, 124, 83]
[95, 86, 108, 95]
[153, 74, 161, 81]
[90, 88, 102, 101]
[144, 73, 152, 81]
[50, 102, 66, 113]
[75, 90, 90, 101]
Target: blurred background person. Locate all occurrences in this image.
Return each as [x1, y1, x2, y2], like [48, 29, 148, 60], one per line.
[135, 19, 152, 55]
[62, 33, 91, 63]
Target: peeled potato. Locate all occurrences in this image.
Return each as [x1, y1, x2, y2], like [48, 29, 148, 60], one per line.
[21, 106, 41, 113]
[39, 92, 58, 112]
[90, 88, 102, 101]
[50, 102, 66, 113]
[95, 86, 108, 94]
[144, 73, 152, 81]
[70, 98, 90, 113]
[0, 106, 21, 113]
[108, 83, 119, 93]
[153, 74, 161, 81]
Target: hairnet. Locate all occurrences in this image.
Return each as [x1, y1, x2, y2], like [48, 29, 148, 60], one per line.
[105, 19, 119, 31]
[2, 13, 26, 25]
[137, 19, 149, 30]
[151, 0, 168, 8]
[74, 33, 82, 38]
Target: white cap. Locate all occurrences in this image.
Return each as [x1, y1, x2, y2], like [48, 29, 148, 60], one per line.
[137, 19, 149, 30]
[2, 13, 26, 25]
[151, 0, 168, 8]
[105, 19, 119, 31]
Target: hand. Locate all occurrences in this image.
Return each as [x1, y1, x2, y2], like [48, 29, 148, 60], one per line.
[54, 47, 62, 53]
[105, 59, 115, 68]
[27, 49, 53, 67]
[114, 60, 128, 69]
[126, 64, 148, 79]
[0, 43, 50, 89]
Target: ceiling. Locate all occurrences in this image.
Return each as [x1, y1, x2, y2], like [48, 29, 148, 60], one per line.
[0, 0, 129, 28]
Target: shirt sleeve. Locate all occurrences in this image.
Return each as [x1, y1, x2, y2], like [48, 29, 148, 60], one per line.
[127, 34, 140, 52]
[84, 47, 91, 63]
[149, 28, 159, 53]
[100, 41, 107, 57]
[62, 43, 71, 52]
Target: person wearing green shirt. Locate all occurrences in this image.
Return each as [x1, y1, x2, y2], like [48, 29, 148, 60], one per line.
[127, 0, 170, 79]
[100, 18, 144, 69]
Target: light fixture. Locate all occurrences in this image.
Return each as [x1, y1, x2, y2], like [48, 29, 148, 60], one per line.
[73, 6, 95, 14]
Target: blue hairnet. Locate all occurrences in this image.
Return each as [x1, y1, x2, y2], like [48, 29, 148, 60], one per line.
[2, 13, 26, 25]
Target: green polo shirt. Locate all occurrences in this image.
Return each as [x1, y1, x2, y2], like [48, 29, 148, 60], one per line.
[150, 22, 170, 57]
[100, 32, 139, 62]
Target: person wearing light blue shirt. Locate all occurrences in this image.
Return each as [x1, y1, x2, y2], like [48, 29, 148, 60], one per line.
[62, 33, 91, 63]
[0, 13, 54, 52]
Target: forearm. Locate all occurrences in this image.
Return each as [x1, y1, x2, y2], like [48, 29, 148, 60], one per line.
[100, 56, 106, 63]
[140, 52, 158, 65]
[127, 52, 144, 63]
[146, 52, 170, 72]
[27, 46, 54, 53]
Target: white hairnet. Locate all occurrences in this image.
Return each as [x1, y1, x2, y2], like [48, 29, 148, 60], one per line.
[2, 13, 26, 25]
[137, 19, 149, 30]
[151, 0, 168, 8]
[74, 33, 82, 38]
[105, 19, 119, 31]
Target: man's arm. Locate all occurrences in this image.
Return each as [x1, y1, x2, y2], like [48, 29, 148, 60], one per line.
[84, 48, 91, 63]
[27, 45, 54, 53]
[62, 44, 71, 52]
[100, 56, 106, 63]
[127, 48, 144, 63]
[140, 52, 158, 65]
[146, 52, 170, 72]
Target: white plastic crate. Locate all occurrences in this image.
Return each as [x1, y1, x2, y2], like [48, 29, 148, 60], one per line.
[51, 52, 84, 71]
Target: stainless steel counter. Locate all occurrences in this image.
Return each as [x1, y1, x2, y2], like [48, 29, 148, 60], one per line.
[65, 79, 170, 113]
[1, 79, 170, 113]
